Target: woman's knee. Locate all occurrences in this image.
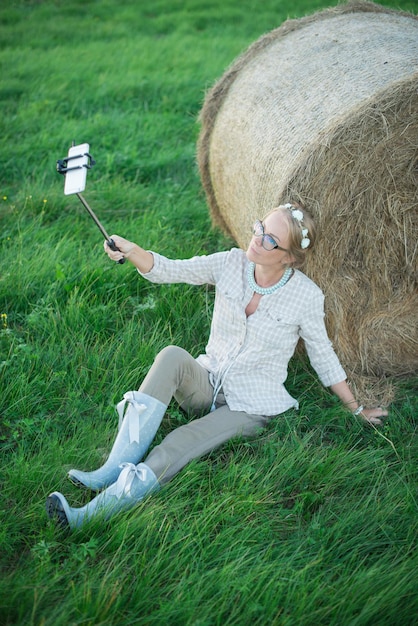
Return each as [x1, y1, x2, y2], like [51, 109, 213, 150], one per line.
[154, 345, 190, 369]
[139, 346, 188, 403]
[153, 345, 192, 384]
[141, 345, 212, 411]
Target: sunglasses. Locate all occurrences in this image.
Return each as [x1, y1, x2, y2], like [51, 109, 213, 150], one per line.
[253, 220, 288, 252]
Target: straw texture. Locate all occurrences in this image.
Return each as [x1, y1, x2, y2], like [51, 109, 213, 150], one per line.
[198, 1, 417, 395]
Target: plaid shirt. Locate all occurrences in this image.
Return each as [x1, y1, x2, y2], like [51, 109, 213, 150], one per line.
[141, 247, 346, 416]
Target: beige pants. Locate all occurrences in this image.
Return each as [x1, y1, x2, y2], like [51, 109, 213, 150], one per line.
[139, 345, 270, 484]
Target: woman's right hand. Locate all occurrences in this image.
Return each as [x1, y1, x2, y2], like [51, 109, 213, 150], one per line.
[104, 235, 154, 273]
[104, 235, 135, 262]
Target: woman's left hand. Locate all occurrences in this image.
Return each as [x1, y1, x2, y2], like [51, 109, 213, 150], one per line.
[358, 407, 388, 426]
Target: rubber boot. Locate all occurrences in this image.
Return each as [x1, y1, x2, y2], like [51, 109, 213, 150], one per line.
[47, 462, 159, 530]
[68, 392, 166, 491]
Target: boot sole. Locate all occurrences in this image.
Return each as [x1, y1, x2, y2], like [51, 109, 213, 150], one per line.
[46, 494, 70, 529]
[67, 472, 97, 491]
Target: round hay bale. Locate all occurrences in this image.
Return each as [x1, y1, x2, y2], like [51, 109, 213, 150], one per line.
[198, 0, 418, 387]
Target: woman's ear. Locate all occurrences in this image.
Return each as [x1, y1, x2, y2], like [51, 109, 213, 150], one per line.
[284, 252, 296, 266]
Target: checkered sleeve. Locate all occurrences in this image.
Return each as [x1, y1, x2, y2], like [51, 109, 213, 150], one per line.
[299, 290, 346, 387]
[138, 250, 230, 285]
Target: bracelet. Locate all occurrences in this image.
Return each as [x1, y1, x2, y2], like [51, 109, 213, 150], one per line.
[353, 405, 364, 416]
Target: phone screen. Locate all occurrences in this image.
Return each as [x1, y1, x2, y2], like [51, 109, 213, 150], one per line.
[64, 143, 90, 195]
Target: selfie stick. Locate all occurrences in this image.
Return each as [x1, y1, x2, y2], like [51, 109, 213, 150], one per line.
[56, 142, 125, 264]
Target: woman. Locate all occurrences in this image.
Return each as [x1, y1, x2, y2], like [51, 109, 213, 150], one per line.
[46, 203, 387, 529]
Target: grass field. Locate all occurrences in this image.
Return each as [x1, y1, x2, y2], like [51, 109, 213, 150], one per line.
[0, 0, 417, 624]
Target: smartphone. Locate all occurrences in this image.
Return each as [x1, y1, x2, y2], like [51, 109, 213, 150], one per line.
[63, 143, 90, 195]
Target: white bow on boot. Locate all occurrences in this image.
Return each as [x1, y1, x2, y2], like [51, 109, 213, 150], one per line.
[47, 462, 159, 530]
[68, 392, 166, 491]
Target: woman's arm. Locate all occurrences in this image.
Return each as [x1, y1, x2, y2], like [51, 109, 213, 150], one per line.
[297, 286, 388, 427]
[330, 380, 388, 426]
[103, 235, 154, 273]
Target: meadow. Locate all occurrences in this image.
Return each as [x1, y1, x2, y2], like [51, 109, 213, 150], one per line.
[0, 0, 417, 624]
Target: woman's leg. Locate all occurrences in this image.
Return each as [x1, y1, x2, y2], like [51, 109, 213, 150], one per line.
[139, 345, 214, 413]
[144, 404, 270, 484]
[47, 346, 217, 528]
[68, 345, 213, 490]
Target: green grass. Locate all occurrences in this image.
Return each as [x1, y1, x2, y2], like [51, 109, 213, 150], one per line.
[0, 0, 417, 624]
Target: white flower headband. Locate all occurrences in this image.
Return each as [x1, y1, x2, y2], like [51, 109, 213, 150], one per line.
[283, 203, 310, 249]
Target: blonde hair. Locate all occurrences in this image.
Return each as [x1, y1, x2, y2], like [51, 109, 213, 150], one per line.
[263, 203, 316, 269]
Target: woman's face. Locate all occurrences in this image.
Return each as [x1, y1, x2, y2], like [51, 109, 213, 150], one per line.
[246, 210, 294, 268]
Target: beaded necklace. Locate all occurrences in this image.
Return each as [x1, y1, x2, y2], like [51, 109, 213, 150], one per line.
[247, 262, 293, 295]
